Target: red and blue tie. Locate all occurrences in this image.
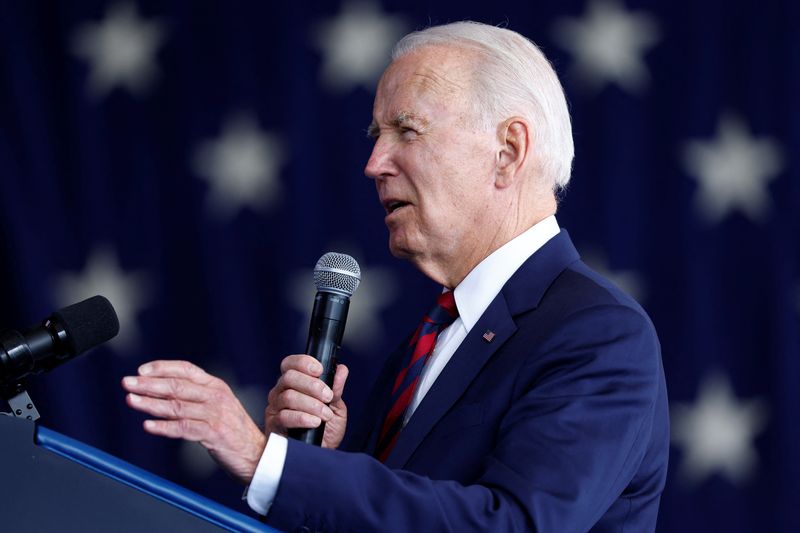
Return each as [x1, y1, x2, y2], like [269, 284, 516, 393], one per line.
[374, 291, 459, 463]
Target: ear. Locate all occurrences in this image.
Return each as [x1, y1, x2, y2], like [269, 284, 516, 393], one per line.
[495, 117, 530, 189]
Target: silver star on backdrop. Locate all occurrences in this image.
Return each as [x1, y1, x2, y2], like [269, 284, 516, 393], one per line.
[192, 113, 287, 218]
[581, 248, 646, 302]
[313, 1, 407, 92]
[683, 114, 784, 223]
[54, 247, 150, 353]
[72, 2, 165, 98]
[288, 257, 397, 353]
[552, 0, 659, 93]
[671, 373, 768, 487]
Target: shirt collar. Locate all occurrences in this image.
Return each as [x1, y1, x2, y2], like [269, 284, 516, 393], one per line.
[451, 215, 560, 332]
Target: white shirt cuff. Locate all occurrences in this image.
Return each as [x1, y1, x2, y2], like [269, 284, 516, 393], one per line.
[245, 433, 288, 515]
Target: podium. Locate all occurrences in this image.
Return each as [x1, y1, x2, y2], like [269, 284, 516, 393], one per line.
[0, 416, 279, 532]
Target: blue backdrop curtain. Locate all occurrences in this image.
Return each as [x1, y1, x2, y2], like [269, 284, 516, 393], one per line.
[0, 1, 798, 531]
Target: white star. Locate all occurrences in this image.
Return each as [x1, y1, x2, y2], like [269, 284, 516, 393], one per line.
[288, 257, 397, 353]
[581, 248, 646, 302]
[671, 373, 768, 486]
[313, 1, 407, 92]
[54, 247, 150, 353]
[683, 114, 784, 223]
[191, 113, 287, 218]
[72, 2, 165, 98]
[552, 0, 659, 93]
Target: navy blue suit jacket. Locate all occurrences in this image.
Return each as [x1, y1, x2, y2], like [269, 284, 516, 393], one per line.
[266, 230, 669, 532]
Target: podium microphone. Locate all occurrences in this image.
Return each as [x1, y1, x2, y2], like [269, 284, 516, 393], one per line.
[289, 252, 361, 446]
[0, 295, 119, 387]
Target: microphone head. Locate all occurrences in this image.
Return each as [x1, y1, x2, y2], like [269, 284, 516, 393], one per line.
[313, 252, 361, 297]
[51, 295, 120, 354]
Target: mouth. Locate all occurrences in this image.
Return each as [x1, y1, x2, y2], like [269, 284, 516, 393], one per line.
[382, 199, 411, 215]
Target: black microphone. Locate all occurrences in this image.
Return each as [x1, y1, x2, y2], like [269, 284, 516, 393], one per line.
[0, 295, 119, 386]
[289, 252, 361, 446]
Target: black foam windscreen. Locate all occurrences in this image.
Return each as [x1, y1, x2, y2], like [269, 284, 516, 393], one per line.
[52, 295, 120, 354]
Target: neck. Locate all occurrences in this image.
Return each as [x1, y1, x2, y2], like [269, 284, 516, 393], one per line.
[417, 198, 557, 288]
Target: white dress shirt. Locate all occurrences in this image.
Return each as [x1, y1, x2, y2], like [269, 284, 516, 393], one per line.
[246, 215, 560, 515]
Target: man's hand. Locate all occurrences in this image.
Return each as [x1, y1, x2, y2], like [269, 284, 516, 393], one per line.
[265, 355, 349, 449]
[121, 360, 266, 485]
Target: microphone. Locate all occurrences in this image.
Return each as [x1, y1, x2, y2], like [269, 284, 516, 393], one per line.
[0, 295, 119, 387]
[289, 252, 361, 446]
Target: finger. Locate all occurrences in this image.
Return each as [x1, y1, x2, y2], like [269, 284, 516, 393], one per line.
[331, 364, 349, 403]
[278, 369, 333, 403]
[126, 393, 210, 421]
[122, 375, 217, 402]
[143, 418, 208, 441]
[276, 409, 322, 430]
[280, 354, 324, 377]
[137, 360, 217, 386]
[275, 389, 334, 421]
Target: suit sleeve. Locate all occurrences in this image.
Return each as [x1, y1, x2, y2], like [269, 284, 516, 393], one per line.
[265, 305, 664, 533]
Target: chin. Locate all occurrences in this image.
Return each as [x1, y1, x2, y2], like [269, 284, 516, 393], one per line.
[387, 234, 418, 260]
[388, 242, 413, 260]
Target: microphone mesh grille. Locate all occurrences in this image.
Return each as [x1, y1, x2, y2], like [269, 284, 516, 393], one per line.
[313, 252, 361, 296]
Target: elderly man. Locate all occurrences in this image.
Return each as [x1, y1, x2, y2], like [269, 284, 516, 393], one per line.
[123, 21, 668, 532]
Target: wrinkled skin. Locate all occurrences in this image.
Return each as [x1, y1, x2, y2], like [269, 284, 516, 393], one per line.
[122, 358, 348, 483]
[122, 44, 547, 485]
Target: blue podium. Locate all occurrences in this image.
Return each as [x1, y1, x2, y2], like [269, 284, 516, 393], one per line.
[0, 416, 279, 532]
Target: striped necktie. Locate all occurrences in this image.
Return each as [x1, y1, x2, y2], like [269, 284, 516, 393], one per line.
[374, 291, 459, 463]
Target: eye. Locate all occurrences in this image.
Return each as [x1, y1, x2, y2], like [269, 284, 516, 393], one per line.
[400, 126, 418, 139]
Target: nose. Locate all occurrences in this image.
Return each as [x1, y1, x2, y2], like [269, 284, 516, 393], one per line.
[364, 137, 395, 180]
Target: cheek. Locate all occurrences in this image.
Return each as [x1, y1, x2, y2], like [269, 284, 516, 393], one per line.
[407, 136, 493, 226]
[435, 158, 494, 214]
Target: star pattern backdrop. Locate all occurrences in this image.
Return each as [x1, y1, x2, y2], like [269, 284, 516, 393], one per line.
[0, 1, 798, 531]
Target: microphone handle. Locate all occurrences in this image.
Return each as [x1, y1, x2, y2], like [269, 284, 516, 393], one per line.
[289, 292, 350, 446]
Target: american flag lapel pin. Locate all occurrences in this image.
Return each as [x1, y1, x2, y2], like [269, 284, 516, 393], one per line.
[482, 330, 496, 343]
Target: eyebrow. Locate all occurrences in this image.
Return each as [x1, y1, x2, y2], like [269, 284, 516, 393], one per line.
[367, 112, 429, 138]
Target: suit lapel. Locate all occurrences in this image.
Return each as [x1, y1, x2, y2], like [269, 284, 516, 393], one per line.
[345, 339, 409, 454]
[383, 230, 581, 468]
[384, 295, 516, 469]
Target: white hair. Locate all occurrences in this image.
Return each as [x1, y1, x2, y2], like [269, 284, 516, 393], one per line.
[392, 21, 574, 191]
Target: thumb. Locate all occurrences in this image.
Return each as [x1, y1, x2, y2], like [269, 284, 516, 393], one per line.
[331, 364, 349, 403]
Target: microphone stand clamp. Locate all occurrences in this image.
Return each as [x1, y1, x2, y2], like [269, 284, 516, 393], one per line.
[0, 381, 40, 421]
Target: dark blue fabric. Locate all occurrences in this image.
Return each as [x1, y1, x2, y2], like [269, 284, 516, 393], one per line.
[0, 2, 797, 530]
[375, 291, 458, 459]
[267, 230, 668, 532]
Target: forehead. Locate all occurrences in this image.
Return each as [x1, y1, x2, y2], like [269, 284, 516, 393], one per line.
[373, 45, 477, 118]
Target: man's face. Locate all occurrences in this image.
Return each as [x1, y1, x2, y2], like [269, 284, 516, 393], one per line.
[365, 46, 499, 277]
